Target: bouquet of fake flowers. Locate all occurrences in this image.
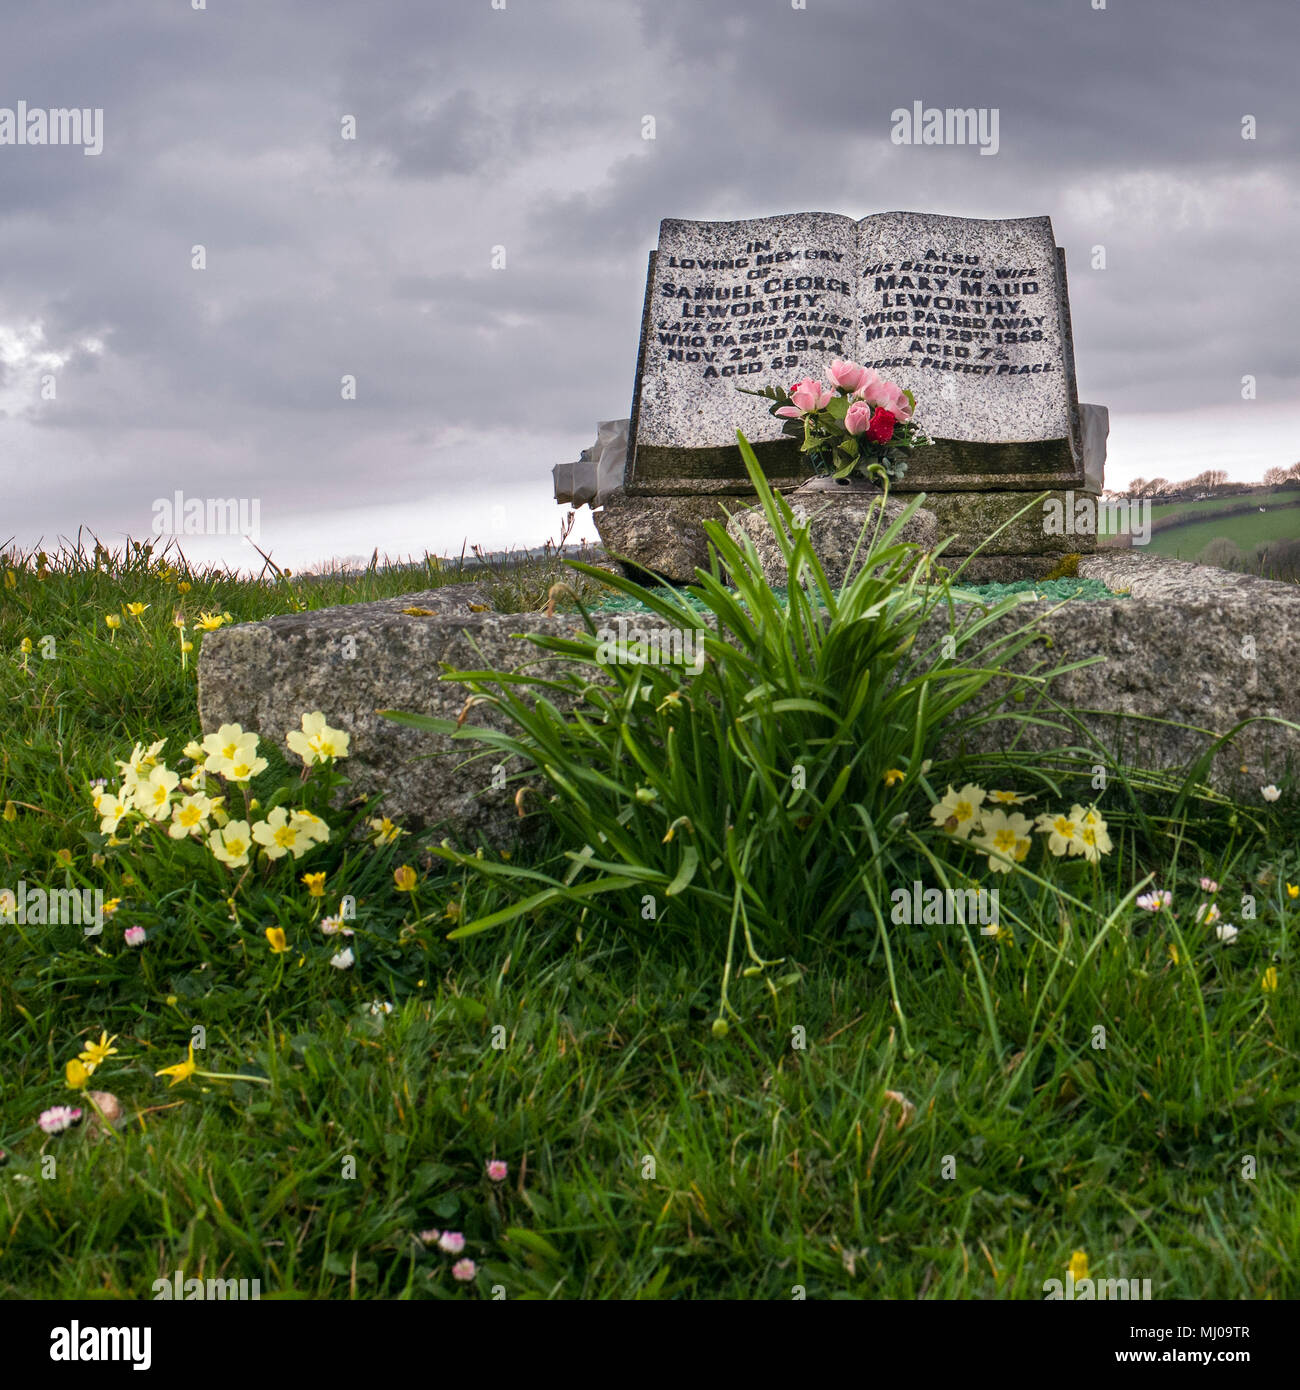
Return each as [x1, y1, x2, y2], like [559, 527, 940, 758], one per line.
[740, 359, 930, 483]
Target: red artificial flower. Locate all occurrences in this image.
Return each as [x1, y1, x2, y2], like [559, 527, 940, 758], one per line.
[865, 407, 896, 443]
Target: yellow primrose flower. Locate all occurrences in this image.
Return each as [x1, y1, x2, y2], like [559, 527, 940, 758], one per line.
[289, 809, 330, 845]
[1066, 1250, 1089, 1281]
[265, 926, 289, 954]
[988, 789, 1035, 805]
[368, 816, 406, 845]
[200, 723, 259, 776]
[286, 711, 351, 766]
[972, 809, 1034, 873]
[302, 872, 327, 897]
[1036, 811, 1079, 858]
[195, 612, 226, 632]
[155, 1044, 198, 1087]
[78, 1032, 119, 1070]
[1262, 966, 1279, 993]
[66, 1058, 91, 1089]
[183, 739, 205, 761]
[168, 792, 213, 839]
[1070, 805, 1113, 863]
[250, 807, 307, 861]
[132, 765, 180, 820]
[929, 784, 986, 840]
[883, 768, 905, 788]
[393, 864, 418, 892]
[208, 820, 253, 868]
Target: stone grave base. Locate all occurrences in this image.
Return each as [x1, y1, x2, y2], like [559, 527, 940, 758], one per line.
[593, 493, 749, 583]
[726, 493, 939, 588]
[197, 555, 1300, 845]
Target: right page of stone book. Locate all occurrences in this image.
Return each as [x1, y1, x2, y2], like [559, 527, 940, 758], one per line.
[855, 211, 1082, 490]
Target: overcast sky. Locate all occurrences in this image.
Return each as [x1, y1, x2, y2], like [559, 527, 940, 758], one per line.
[2, 0, 1297, 570]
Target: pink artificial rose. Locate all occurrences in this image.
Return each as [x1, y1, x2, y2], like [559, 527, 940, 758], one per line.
[774, 377, 833, 418]
[827, 359, 869, 393]
[878, 381, 913, 422]
[844, 400, 875, 436]
[849, 367, 883, 401]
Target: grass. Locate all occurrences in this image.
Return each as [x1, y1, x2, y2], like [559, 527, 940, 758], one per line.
[1, 524, 1298, 1301]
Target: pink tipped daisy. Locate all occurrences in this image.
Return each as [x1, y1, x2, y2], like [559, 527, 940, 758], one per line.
[1135, 890, 1172, 912]
[38, 1106, 83, 1135]
[451, 1258, 477, 1282]
[124, 925, 146, 947]
[1199, 877, 1219, 893]
[437, 1231, 465, 1255]
[486, 1160, 508, 1182]
[417, 1228, 440, 1246]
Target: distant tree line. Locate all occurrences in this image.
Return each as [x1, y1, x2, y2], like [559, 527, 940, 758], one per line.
[1116, 462, 1300, 501]
[1198, 536, 1300, 583]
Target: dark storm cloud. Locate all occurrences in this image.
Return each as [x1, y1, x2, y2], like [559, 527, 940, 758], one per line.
[1, 0, 1296, 561]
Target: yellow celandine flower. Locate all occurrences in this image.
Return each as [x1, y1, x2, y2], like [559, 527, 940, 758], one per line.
[930, 784, 986, 840]
[208, 820, 253, 868]
[155, 1044, 198, 1087]
[301, 872, 327, 897]
[78, 1032, 119, 1070]
[168, 792, 213, 839]
[125, 602, 149, 617]
[972, 809, 1034, 873]
[102, 898, 121, 916]
[1286, 883, 1299, 900]
[105, 613, 121, 630]
[265, 926, 289, 954]
[251, 807, 310, 861]
[883, 768, 905, 788]
[66, 1058, 90, 1089]
[1036, 811, 1079, 858]
[55, 848, 73, 867]
[444, 900, 462, 923]
[3, 800, 16, 822]
[393, 864, 418, 892]
[1262, 967, 1279, 993]
[20, 636, 32, 654]
[4, 569, 16, 589]
[286, 711, 351, 766]
[195, 612, 226, 632]
[1066, 1250, 1089, 1281]
[177, 581, 191, 593]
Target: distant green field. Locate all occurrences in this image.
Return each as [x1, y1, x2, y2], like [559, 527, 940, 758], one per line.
[1144, 503, 1300, 560]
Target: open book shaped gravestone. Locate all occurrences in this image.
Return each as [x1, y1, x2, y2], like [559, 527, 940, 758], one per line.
[624, 210, 1084, 495]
